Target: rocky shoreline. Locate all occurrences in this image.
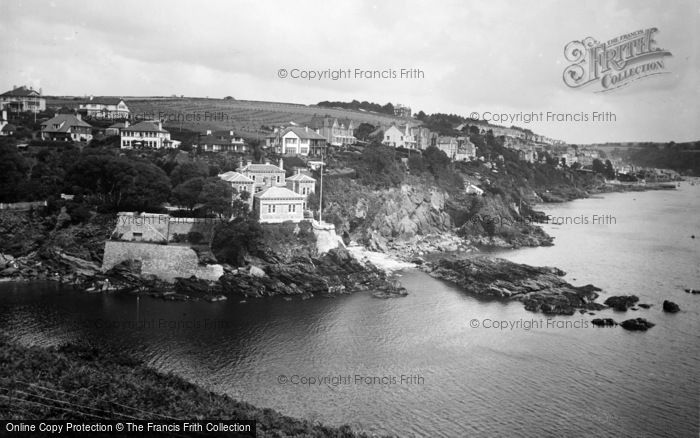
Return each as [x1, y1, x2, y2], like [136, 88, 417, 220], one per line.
[0, 245, 407, 302]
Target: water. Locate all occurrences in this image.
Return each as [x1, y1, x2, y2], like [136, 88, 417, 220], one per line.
[1, 183, 699, 437]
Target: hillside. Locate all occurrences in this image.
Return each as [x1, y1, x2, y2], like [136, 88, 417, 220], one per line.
[45, 97, 411, 139]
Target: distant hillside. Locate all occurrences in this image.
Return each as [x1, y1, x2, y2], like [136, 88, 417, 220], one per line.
[317, 99, 396, 116]
[623, 141, 700, 176]
[45, 97, 407, 139]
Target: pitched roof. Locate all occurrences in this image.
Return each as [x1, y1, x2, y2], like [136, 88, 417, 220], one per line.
[83, 97, 125, 106]
[218, 171, 254, 183]
[238, 163, 284, 173]
[286, 173, 316, 182]
[122, 120, 167, 133]
[41, 114, 92, 133]
[254, 186, 305, 200]
[282, 126, 326, 140]
[108, 122, 128, 129]
[1, 124, 16, 133]
[1, 86, 41, 97]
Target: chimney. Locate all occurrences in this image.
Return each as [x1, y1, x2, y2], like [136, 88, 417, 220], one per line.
[206, 129, 212, 135]
[264, 158, 270, 165]
[12, 85, 17, 90]
[89, 95, 94, 101]
[158, 120, 163, 130]
[246, 159, 252, 167]
[238, 157, 243, 170]
[296, 168, 302, 175]
[124, 120, 129, 128]
[305, 126, 308, 132]
[76, 113, 82, 121]
[279, 158, 284, 170]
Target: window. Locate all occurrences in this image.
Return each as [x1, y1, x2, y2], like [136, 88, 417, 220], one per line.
[289, 204, 296, 212]
[133, 232, 143, 241]
[276, 176, 280, 183]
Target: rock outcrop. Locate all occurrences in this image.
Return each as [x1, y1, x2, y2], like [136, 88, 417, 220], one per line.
[620, 318, 655, 331]
[604, 295, 640, 311]
[662, 300, 680, 313]
[424, 256, 604, 315]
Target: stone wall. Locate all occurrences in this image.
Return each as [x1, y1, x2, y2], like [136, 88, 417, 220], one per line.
[114, 212, 218, 243]
[102, 241, 223, 282]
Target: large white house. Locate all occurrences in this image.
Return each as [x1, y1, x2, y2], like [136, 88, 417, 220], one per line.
[0, 86, 46, 113]
[219, 159, 316, 223]
[382, 124, 416, 149]
[268, 126, 327, 156]
[79, 97, 130, 119]
[120, 120, 180, 149]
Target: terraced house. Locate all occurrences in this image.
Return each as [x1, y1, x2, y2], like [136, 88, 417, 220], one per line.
[78, 97, 130, 119]
[40, 114, 93, 142]
[308, 115, 356, 147]
[120, 120, 181, 149]
[0, 85, 46, 113]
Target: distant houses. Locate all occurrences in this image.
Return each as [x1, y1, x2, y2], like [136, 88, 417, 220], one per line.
[40, 113, 93, 142]
[120, 120, 180, 149]
[195, 130, 248, 153]
[0, 86, 46, 114]
[218, 158, 315, 223]
[78, 97, 130, 119]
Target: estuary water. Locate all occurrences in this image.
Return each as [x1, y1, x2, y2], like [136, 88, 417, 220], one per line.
[1, 181, 698, 437]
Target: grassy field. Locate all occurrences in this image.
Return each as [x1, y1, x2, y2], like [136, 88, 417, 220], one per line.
[0, 336, 385, 437]
[46, 96, 410, 139]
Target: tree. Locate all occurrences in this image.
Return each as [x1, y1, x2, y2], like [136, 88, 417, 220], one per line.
[604, 160, 615, 179]
[354, 123, 377, 141]
[0, 145, 29, 202]
[169, 161, 209, 186]
[172, 177, 205, 210]
[198, 177, 233, 218]
[211, 217, 264, 266]
[592, 158, 606, 174]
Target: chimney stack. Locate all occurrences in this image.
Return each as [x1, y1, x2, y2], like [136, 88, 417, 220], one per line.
[206, 129, 212, 135]
[238, 157, 243, 170]
[279, 158, 284, 170]
[246, 159, 252, 167]
[264, 158, 270, 165]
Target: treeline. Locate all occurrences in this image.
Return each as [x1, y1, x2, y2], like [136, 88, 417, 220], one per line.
[317, 100, 395, 115]
[0, 143, 244, 219]
[624, 142, 700, 176]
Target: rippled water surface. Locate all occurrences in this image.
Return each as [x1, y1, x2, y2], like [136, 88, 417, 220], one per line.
[1, 182, 698, 437]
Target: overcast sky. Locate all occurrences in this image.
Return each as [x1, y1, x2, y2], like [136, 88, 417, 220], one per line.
[1, 0, 698, 144]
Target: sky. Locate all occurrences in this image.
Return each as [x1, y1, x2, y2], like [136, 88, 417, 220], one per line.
[1, 0, 698, 144]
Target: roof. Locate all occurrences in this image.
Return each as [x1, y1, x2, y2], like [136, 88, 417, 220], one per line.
[282, 126, 326, 140]
[1, 124, 16, 133]
[122, 120, 167, 133]
[286, 173, 316, 182]
[254, 186, 305, 200]
[238, 163, 284, 173]
[1, 86, 41, 97]
[41, 114, 92, 133]
[218, 171, 254, 183]
[108, 122, 128, 129]
[197, 135, 244, 146]
[83, 97, 125, 106]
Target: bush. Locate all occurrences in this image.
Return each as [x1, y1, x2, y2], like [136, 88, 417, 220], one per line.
[186, 231, 204, 245]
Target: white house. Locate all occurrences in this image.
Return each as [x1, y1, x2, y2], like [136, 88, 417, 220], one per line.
[466, 184, 484, 196]
[79, 97, 130, 119]
[0, 86, 46, 113]
[286, 170, 316, 209]
[120, 120, 180, 149]
[253, 186, 306, 223]
[272, 126, 327, 156]
[383, 124, 416, 149]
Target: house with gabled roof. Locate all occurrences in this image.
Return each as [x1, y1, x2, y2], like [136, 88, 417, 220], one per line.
[268, 126, 327, 156]
[308, 115, 356, 147]
[120, 120, 180, 149]
[286, 170, 316, 198]
[196, 129, 248, 153]
[79, 97, 130, 119]
[40, 114, 93, 142]
[0, 86, 46, 113]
